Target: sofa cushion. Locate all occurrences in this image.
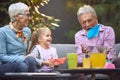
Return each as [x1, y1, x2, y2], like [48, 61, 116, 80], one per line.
[115, 43, 120, 56]
[51, 44, 76, 69]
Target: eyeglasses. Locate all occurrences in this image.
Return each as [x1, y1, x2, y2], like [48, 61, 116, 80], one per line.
[18, 13, 30, 17]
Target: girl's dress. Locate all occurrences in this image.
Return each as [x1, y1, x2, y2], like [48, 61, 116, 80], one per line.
[30, 45, 58, 72]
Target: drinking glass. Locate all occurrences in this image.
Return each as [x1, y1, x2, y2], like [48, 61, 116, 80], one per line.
[67, 53, 78, 69]
[82, 57, 91, 68]
[90, 53, 106, 68]
[87, 46, 107, 68]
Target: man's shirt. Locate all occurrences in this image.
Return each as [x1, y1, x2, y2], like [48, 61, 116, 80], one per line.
[75, 24, 116, 64]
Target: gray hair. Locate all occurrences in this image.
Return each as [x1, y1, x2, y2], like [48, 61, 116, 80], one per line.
[77, 5, 97, 20]
[8, 2, 29, 22]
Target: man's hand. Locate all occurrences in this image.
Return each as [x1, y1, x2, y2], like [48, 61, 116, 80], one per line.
[81, 44, 89, 53]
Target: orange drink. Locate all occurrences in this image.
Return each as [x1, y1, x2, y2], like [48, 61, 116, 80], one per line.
[82, 58, 91, 68]
[90, 53, 106, 68]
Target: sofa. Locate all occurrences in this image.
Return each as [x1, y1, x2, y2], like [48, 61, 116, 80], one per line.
[51, 44, 120, 80]
[51, 44, 76, 69]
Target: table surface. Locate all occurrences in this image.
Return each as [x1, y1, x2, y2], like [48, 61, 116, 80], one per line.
[59, 68, 120, 80]
[59, 68, 120, 74]
[2, 68, 120, 80]
[2, 72, 78, 80]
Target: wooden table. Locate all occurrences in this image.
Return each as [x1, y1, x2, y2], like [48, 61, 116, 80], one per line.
[59, 68, 120, 80]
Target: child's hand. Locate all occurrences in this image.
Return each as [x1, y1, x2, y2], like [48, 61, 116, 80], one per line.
[54, 62, 60, 66]
[48, 61, 54, 68]
[54, 62, 60, 67]
[42, 61, 54, 68]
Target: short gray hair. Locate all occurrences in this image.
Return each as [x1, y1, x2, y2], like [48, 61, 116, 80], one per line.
[77, 5, 97, 20]
[8, 2, 29, 22]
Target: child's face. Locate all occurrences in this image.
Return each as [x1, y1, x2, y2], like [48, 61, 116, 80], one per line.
[39, 29, 52, 47]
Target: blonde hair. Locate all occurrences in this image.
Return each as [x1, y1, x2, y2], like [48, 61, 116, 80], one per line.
[29, 27, 51, 51]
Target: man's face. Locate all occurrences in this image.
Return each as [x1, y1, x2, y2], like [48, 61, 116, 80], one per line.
[79, 12, 98, 30]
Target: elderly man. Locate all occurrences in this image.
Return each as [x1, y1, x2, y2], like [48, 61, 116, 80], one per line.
[75, 5, 120, 80]
[75, 5, 116, 66]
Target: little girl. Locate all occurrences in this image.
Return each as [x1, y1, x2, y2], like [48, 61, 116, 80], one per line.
[29, 27, 60, 72]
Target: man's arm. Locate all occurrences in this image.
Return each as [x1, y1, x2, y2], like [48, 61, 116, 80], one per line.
[103, 27, 116, 60]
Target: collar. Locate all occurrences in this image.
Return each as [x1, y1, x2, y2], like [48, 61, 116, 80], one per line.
[80, 24, 104, 36]
[9, 22, 22, 32]
[9, 22, 26, 44]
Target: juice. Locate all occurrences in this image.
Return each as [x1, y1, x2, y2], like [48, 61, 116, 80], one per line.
[82, 58, 91, 68]
[67, 53, 78, 69]
[90, 53, 106, 68]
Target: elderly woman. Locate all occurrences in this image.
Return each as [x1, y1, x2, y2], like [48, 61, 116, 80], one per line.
[0, 2, 36, 76]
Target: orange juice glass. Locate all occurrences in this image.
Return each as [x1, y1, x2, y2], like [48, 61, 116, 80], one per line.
[90, 53, 106, 68]
[82, 58, 91, 68]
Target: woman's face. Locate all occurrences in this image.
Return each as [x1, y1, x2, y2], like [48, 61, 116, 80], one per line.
[16, 10, 30, 29]
[79, 12, 98, 30]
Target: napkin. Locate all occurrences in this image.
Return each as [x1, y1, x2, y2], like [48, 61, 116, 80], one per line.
[104, 62, 115, 69]
[87, 24, 100, 39]
[50, 57, 67, 64]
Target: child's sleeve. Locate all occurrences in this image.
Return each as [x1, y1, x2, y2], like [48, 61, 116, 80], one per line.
[29, 46, 43, 66]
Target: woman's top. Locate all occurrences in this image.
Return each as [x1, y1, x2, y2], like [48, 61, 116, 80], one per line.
[0, 25, 31, 64]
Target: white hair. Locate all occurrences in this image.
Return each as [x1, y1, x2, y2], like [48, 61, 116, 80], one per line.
[77, 5, 97, 21]
[8, 2, 29, 22]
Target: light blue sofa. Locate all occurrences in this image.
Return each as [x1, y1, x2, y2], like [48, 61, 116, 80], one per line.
[51, 44, 120, 80]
